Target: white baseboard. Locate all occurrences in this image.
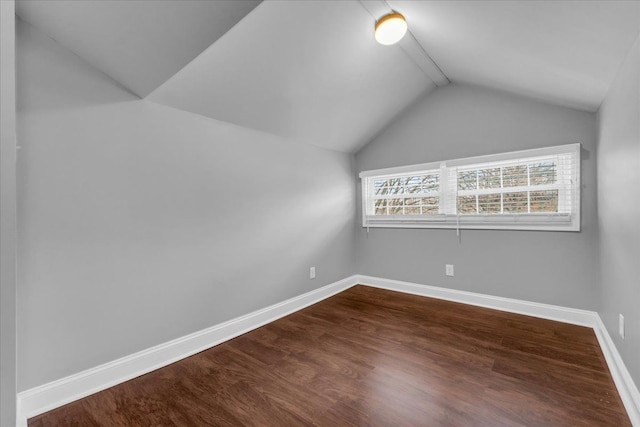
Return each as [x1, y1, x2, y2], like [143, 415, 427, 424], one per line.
[353, 275, 598, 327]
[17, 274, 640, 427]
[16, 275, 356, 425]
[593, 316, 640, 426]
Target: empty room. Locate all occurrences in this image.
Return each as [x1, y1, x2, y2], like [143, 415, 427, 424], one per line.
[1, 0, 639, 425]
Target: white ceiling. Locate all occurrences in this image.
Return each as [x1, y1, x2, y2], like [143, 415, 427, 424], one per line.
[15, 0, 262, 97]
[15, 0, 640, 152]
[390, 0, 640, 112]
[147, 1, 434, 153]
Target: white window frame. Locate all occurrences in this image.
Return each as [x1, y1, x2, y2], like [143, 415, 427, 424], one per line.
[359, 143, 581, 232]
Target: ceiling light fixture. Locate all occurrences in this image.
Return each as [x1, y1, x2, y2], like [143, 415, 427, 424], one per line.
[374, 12, 407, 45]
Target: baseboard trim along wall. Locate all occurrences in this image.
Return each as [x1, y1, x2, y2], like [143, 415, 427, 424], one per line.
[593, 315, 640, 427]
[356, 275, 597, 327]
[16, 274, 640, 426]
[16, 276, 356, 425]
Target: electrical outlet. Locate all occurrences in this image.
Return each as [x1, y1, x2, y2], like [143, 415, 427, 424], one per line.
[619, 314, 625, 339]
[310, 267, 316, 279]
[445, 264, 454, 276]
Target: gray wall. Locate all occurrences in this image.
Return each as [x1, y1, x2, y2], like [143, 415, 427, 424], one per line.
[16, 20, 355, 391]
[1, 1, 17, 425]
[597, 34, 640, 388]
[355, 84, 599, 310]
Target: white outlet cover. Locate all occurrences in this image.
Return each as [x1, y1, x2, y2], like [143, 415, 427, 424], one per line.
[619, 314, 625, 339]
[445, 264, 454, 276]
[310, 267, 316, 279]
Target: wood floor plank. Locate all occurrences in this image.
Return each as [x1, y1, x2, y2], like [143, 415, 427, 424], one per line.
[28, 285, 631, 426]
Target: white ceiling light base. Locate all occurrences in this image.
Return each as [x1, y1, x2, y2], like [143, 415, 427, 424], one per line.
[374, 12, 407, 45]
[360, 0, 449, 86]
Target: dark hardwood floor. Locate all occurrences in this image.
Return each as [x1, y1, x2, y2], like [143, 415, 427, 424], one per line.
[29, 285, 631, 426]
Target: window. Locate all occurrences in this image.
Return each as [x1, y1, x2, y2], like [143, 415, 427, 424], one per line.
[370, 170, 440, 216]
[360, 143, 580, 231]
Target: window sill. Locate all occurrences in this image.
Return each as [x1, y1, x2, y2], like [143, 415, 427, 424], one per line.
[363, 214, 579, 232]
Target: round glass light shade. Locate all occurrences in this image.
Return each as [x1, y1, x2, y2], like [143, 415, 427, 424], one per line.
[375, 12, 408, 45]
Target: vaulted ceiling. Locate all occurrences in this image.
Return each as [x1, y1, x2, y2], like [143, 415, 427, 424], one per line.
[15, 0, 262, 98]
[16, 0, 640, 153]
[392, 0, 640, 112]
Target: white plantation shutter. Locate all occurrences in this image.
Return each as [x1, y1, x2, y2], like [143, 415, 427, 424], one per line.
[360, 143, 580, 231]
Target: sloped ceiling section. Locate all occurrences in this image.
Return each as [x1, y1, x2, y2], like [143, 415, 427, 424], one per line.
[147, 1, 435, 153]
[15, 1, 640, 152]
[16, 0, 262, 98]
[390, 0, 640, 112]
